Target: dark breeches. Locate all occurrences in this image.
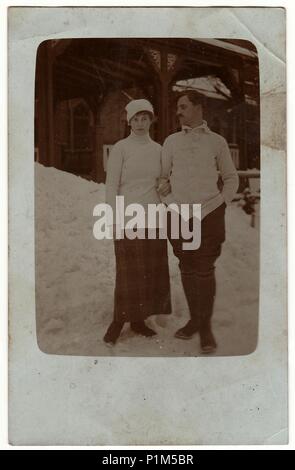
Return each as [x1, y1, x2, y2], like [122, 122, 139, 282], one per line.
[168, 203, 226, 326]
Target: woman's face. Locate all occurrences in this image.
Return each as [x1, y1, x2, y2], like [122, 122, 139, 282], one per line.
[130, 112, 152, 136]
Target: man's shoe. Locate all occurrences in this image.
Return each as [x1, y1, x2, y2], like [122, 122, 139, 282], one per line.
[103, 321, 124, 345]
[131, 321, 157, 337]
[174, 320, 199, 339]
[200, 327, 217, 354]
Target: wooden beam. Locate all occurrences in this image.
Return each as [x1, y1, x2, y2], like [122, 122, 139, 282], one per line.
[55, 70, 98, 88]
[73, 55, 144, 84]
[58, 60, 133, 86]
[58, 61, 104, 81]
[100, 57, 146, 79]
[63, 55, 148, 87]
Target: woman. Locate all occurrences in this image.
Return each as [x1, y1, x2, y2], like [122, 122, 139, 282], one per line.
[103, 99, 171, 345]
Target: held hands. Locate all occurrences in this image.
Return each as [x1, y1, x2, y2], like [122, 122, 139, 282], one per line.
[157, 177, 171, 197]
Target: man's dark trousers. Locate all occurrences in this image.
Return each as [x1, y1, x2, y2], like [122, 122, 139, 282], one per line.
[168, 202, 226, 336]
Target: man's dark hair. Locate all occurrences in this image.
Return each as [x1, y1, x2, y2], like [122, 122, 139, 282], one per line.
[176, 90, 204, 107]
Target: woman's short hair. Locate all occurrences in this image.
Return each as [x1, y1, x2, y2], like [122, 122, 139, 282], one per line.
[130, 111, 154, 121]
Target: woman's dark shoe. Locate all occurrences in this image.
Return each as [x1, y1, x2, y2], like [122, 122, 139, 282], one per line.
[103, 321, 124, 345]
[200, 326, 217, 354]
[174, 320, 199, 339]
[130, 321, 157, 337]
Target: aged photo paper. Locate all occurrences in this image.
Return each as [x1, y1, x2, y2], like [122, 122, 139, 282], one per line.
[8, 7, 287, 445]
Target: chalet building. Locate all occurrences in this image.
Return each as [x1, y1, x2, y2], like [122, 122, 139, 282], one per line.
[35, 38, 260, 183]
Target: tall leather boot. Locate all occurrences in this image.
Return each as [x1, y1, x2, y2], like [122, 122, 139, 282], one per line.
[103, 320, 124, 345]
[175, 271, 200, 339]
[198, 274, 217, 353]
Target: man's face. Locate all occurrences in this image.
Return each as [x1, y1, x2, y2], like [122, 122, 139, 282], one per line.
[176, 95, 201, 127]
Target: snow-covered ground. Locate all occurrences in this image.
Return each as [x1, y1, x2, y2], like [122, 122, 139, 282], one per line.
[35, 163, 259, 357]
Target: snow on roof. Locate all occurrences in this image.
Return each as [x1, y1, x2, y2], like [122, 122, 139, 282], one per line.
[173, 76, 232, 101]
[196, 39, 257, 59]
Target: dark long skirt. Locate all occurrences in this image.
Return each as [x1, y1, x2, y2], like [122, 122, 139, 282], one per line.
[113, 230, 172, 323]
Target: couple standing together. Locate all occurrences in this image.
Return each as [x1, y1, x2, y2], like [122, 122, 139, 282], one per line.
[103, 91, 239, 353]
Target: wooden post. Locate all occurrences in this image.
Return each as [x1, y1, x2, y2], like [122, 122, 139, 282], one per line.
[144, 46, 171, 144]
[94, 108, 105, 183]
[158, 80, 169, 144]
[35, 43, 48, 165]
[47, 43, 55, 167]
[35, 41, 55, 167]
[159, 49, 169, 144]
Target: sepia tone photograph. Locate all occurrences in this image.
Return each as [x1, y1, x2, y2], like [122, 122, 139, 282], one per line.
[8, 5, 288, 446]
[34, 37, 260, 357]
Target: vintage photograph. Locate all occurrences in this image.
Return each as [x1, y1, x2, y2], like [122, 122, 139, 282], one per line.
[34, 38, 260, 357]
[8, 5, 287, 446]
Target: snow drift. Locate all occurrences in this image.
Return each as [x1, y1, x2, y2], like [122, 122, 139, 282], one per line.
[35, 163, 259, 357]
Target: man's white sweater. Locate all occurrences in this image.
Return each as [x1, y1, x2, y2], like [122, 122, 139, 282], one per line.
[161, 121, 239, 219]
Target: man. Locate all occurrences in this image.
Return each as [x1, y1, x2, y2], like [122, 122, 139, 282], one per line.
[159, 91, 239, 353]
